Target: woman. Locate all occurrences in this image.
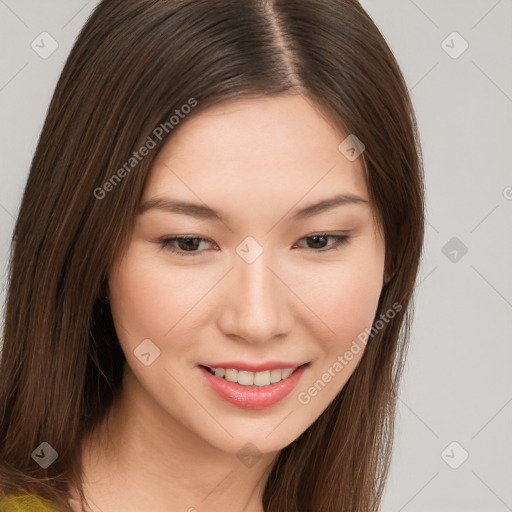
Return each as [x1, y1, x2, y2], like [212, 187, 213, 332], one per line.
[0, 0, 424, 511]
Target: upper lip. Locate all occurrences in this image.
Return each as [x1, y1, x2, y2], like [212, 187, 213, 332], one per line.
[199, 361, 308, 372]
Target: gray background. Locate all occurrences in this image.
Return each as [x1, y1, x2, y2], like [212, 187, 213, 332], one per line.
[0, 1, 511, 511]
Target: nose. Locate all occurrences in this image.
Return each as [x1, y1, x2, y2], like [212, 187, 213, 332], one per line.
[217, 249, 293, 344]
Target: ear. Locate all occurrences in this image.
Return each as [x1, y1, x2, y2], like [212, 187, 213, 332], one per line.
[383, 265, 395, 285]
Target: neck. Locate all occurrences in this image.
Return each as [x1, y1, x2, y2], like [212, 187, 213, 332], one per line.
[74, 364, 277, 512]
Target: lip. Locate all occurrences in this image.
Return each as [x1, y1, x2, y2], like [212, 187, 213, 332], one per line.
[197, 361, 306, 372]
[198, 363, 309, 410]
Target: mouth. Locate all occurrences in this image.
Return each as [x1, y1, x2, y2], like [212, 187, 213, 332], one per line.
[197, 362, 310, 410]
[200, 364, 307, 387]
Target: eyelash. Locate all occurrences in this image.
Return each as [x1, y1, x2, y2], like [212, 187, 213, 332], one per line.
[159, 233, 350, 257]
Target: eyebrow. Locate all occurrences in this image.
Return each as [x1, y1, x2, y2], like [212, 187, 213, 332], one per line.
[139, 193, 368, 222]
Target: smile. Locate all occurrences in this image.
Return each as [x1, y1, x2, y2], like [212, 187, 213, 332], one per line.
[198, 362, 310, 410]
[204, 366, 297, 386]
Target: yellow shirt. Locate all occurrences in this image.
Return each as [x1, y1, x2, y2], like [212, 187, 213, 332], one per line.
[0, 492, 64, 512]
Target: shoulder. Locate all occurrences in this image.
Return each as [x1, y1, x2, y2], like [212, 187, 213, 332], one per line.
[0, 492, 63, 512]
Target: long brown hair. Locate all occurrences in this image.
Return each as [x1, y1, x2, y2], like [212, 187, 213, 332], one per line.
[0, 0, 424, 510]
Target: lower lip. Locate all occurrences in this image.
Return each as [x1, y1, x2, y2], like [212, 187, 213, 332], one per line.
[198, 364, 309, 410]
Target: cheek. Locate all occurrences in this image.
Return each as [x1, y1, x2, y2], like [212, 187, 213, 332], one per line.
[293, 244, 385, 413]
[110, 232, 385, 359]
[108, 246, 188, 352]
[298, 248, 385, 351]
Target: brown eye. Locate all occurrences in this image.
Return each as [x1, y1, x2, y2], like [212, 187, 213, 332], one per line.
[160, 236, 214, 256]
[295, 234, 350, 252]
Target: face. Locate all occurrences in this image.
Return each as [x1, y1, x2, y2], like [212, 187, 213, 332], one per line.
[108, 94, 386, 456]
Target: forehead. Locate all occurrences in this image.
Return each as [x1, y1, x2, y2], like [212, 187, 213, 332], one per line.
[143, 95, 369, 217]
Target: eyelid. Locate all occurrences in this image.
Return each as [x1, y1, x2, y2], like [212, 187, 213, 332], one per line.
[294, 232, 350, 247]
[159, 235, 217, 257]
[158, 232, 351, 257]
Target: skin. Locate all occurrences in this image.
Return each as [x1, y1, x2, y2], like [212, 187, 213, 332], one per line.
[72, 94, 386, 512]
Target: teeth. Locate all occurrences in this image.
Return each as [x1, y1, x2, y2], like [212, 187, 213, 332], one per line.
[281, 368, 294, 379]
[238, 371, 254, 386]
[225, 369, 237, 383]
[270, 369, 282, 383]
[208, 367, 297, 386]
[254, 370, 270, 386]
